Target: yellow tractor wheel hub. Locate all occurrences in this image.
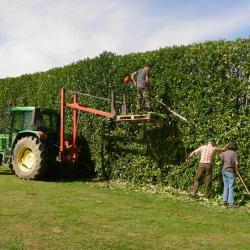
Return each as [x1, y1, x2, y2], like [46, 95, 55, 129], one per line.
[17, 148, 35, 172]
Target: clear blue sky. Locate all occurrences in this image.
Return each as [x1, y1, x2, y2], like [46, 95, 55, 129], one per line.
[0, 0, 249, 78]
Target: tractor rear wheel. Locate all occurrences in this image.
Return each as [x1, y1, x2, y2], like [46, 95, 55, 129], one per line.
[12, 136, 47, 179]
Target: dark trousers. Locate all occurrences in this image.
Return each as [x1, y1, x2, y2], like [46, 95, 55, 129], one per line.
[136, 86, 151, 111]
[193, 163, 212, 198]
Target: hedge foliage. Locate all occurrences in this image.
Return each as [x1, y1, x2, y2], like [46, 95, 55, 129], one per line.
[0, 38, 249, 197]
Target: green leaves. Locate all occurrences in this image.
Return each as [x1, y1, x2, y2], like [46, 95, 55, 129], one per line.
[0, 38, 249, 197]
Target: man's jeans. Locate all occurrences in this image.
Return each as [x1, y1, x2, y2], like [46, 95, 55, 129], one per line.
[222, 171, 235, 205]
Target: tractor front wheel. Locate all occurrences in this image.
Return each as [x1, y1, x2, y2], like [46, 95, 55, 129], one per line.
[12, 136, 47, 179]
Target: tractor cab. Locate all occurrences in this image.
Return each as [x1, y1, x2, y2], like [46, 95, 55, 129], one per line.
[10, 107, 59, 133]
[10, 107, 35, 132]
[34, 108, 60, 133]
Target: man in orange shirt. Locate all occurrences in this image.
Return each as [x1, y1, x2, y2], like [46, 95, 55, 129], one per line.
[186, 139, 230, 199]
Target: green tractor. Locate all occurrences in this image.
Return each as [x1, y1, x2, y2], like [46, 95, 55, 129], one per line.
[0, 87, 116, 180]
[0, 107, 59, 179]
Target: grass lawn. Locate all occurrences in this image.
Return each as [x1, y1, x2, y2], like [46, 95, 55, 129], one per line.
[0, 166, 249, 250]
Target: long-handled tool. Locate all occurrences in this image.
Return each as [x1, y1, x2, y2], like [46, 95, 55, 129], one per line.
[236, 170, 250, 194]
[156, 99, 187, 122]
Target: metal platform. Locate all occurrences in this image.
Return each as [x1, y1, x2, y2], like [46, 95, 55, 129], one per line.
[116, 113, 151, 122]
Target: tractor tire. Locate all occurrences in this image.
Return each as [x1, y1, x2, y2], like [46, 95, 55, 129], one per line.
[12, 136, 47, 179]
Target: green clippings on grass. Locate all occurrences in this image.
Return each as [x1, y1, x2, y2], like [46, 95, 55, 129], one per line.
[0, 166, 249, 250]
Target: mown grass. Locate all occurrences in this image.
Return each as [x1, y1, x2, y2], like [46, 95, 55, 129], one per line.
[0, 166, 249, 250]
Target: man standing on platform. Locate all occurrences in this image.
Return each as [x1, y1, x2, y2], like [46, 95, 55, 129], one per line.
[131, 64, 152, 112]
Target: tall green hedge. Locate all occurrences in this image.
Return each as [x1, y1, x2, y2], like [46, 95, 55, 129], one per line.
[0, 38, 249, 197]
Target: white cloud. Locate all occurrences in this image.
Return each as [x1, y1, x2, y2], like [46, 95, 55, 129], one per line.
[0, 0, 141, 77]
[144, 3, 250, 50]
[0, 0, 249, 78]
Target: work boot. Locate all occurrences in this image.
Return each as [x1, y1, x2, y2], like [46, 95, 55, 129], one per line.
[190, 194, 196, 199]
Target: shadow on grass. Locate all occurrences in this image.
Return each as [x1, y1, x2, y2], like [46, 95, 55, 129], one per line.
[43, 169, 96, 183]
[0, 167, 13, 175]
[43, 136, 96, 183]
